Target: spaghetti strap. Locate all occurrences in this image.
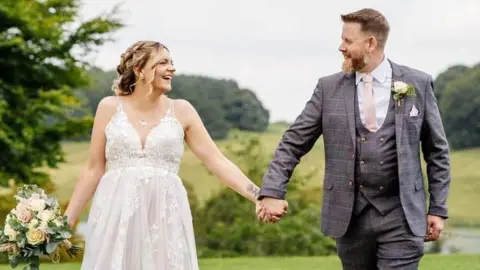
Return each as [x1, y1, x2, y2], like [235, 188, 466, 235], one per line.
[115, 95, 124, 112]
[169, 99, 175, 116]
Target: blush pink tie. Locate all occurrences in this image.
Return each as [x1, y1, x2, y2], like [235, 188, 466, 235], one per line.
[362, 74, 377, 132]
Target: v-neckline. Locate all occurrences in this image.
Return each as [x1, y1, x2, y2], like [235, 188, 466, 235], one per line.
[118, 99, 171, 151]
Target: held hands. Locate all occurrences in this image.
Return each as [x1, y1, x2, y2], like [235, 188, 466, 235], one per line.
[425, 214, 445, 242]
[255, 197, 288, 223]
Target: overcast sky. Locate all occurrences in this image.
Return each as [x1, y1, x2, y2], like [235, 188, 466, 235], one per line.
[80, 0, 480, 122]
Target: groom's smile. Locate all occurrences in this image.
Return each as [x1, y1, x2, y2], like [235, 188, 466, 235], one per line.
[339, 22, 376, 73]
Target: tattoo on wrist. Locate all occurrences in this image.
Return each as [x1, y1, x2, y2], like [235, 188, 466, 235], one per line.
[246, 184, 260, 200]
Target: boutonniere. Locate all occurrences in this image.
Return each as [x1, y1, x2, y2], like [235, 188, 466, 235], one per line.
[392, 81, 415, 106]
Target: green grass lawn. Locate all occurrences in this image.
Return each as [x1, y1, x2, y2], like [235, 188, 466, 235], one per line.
[0, 255, 479, 269]
[46, 123, 480, 226]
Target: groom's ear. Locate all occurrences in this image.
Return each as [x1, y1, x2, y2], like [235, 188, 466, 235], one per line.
[367, 36, 377, 52]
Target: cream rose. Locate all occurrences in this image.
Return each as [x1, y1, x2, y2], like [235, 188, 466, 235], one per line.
[26, 228, 46, 245]
[393, 81, 409, 94]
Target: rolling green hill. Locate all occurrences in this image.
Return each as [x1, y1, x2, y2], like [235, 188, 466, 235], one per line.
[47, 123, 480, 227]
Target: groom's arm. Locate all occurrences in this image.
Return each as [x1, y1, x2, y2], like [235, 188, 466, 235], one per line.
[259, 79, 324, 200]
[420, 75, 451, 218]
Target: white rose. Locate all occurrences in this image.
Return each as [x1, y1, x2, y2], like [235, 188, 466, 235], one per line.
[28, 199, 46, 212]
[38, 209, 54, 222]
[393, 81, 409, 94]
[38, 220, 49, 232]
[4, 224, 18, 241]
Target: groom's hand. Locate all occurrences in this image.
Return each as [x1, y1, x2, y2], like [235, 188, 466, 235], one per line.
[257, 197, 288, 223]
[425, 215, 445, 242]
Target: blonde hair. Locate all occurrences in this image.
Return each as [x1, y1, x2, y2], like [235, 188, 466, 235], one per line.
[111, 41, 168, 95]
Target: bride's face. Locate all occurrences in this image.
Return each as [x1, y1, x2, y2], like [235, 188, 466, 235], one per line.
[339, 22, 373, 73]
[141, 48, 176, 92]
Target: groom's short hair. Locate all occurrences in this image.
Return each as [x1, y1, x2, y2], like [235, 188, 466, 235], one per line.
[341, 8, 390, 49]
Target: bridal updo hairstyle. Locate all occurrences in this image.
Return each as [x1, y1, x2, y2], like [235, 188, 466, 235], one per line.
[111, 41, 169, 95]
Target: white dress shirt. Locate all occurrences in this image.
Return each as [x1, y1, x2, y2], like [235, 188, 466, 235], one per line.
[355, 57, 392, 129]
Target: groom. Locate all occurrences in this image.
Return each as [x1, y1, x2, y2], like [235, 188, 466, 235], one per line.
[257, 8, 451, 269]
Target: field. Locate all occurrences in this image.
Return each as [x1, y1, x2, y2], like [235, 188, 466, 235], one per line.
[47, 123, 480, 226]
[1, 255, 479, 269]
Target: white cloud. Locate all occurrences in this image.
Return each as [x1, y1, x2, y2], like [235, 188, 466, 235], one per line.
[80, 0, 480, 121]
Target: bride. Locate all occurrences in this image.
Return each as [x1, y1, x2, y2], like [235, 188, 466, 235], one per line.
[64, 40, 276, 269]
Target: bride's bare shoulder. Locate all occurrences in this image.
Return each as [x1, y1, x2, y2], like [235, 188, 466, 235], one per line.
[171, 98, 198, 117]
[95, 95, 121, 122]
[170, 98, 199, 127]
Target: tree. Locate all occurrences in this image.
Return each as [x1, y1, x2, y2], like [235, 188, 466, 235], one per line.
[433, 65, 469, 103]
[0, 0, 123, 187]
[439, 65, 480, 149]
[225, 88, 270, 132]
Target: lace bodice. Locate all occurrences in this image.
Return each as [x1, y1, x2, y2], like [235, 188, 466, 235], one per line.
[104, 99, 184, 173]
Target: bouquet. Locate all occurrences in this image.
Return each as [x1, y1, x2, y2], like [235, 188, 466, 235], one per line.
[0, 185, 81, 269]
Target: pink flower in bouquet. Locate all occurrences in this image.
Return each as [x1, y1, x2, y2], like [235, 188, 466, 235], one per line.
[14, 203, 33, 223]
[0, 243, 18, 253]
[0, 184, 83, 269]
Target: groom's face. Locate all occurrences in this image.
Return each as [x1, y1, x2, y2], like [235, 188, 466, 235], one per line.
[339, 22, 372, 73]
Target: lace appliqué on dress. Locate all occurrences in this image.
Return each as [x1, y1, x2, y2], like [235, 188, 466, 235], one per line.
[81, 99, 198, 270]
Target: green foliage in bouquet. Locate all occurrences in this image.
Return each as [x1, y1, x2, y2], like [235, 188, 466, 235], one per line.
[0, 185, 81, 269]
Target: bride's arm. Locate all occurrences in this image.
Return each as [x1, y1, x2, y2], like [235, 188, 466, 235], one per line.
[176, 99, 261, 203]
[64, 97, 117, 226]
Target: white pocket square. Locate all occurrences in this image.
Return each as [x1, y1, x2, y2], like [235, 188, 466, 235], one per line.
[409, 105, 419, 117]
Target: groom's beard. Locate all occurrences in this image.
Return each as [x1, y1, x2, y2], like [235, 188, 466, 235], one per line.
[342, 54, 368, 74]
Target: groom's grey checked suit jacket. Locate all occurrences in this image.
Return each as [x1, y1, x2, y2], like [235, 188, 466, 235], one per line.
[259, 60, 451, 238]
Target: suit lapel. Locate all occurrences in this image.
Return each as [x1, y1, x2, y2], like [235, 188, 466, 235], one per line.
[389, 60, 405, 150]
[342, 73, 357, 148]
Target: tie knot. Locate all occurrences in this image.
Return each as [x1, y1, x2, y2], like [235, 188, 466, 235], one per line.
[362, 73, 373, 84]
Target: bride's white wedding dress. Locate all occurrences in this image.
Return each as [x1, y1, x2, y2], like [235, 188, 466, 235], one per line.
[81, 99, 199, 270]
